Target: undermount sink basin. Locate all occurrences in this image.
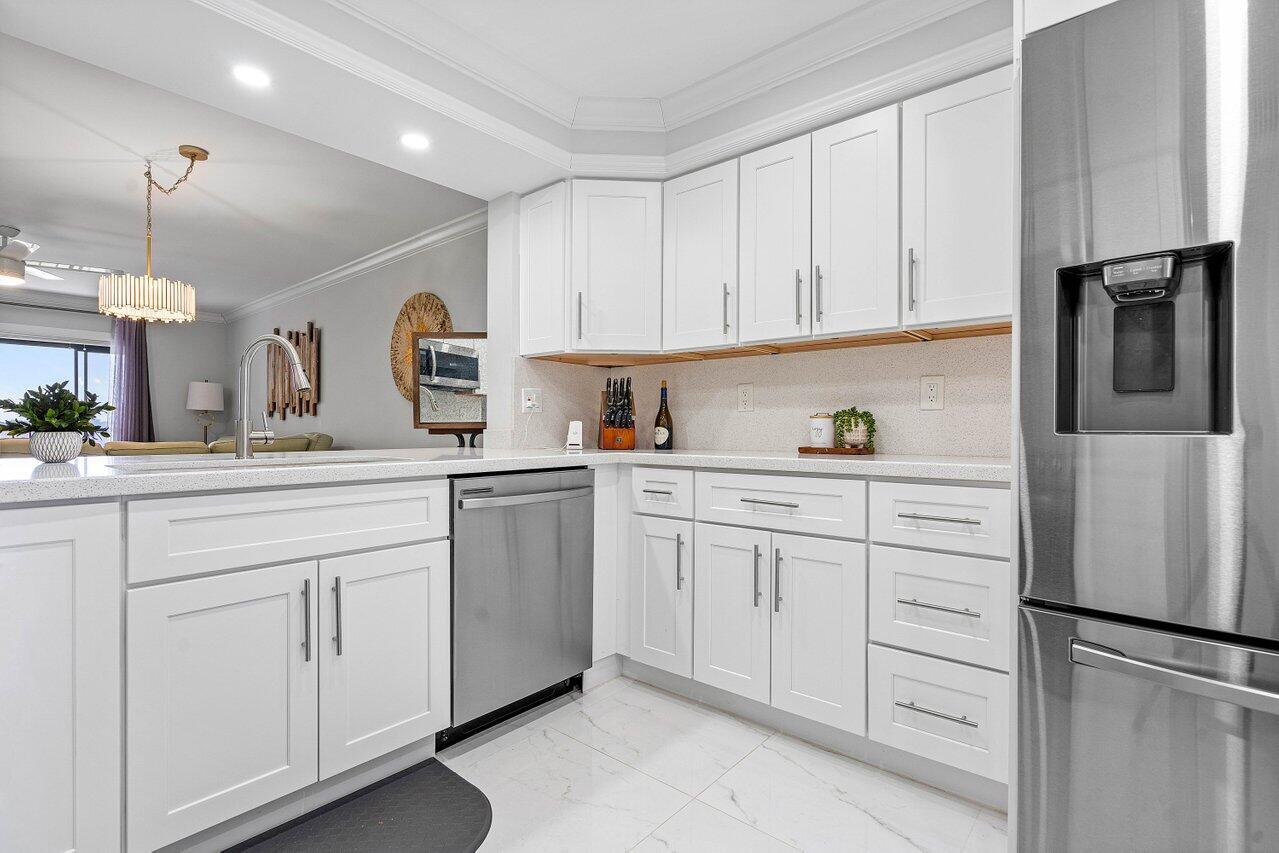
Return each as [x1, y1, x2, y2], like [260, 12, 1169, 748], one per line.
[106, 453, 409, 473]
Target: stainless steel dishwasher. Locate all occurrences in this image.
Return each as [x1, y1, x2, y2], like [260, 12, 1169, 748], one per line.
[443, 468, 593, 745]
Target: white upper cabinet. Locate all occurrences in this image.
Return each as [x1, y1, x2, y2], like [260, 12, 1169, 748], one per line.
[571, 179, 663, 352]
[663, 161, 739, 350]
[519, 182, 568, 356]
[739, 136, 812, 343]
[812, 105, 901, 336]
[902, 66, 1014, 327]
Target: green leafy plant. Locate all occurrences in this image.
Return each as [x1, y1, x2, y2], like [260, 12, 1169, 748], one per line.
[0, 382, 114, 444]
[833, 406, 876, 450]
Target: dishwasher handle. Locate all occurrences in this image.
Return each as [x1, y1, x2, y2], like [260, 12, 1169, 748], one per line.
[458, 485, 593, 510]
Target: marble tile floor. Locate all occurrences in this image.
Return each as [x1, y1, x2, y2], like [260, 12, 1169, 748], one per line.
[438, 677, 1007, 853]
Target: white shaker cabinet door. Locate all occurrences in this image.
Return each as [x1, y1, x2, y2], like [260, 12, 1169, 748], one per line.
[571, 179, 662, 352]
[693, 523, 772, 704]
[770, 533, 867, 735]
[902, 65, 1014, 327]
[812, 104, 901, 335]
[128, 561, 319, 852]
[739, 136, 812, 343]
[320, 542, 452, 779]
[663, 160, 739, 350]
[629, 515, 694, 677]
[520, 181, 569, 355]
[0, 503, 121, 853]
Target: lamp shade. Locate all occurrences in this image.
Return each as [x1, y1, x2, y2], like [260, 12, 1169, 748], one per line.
[186, 380, 224, 412]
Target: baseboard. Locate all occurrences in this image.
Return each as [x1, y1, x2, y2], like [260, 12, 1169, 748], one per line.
[620, 657, 1008, 813]
[583, 653, 623, 691]
[158, 738, 438, 852]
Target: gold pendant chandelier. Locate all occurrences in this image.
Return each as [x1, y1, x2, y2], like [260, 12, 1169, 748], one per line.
[99, 144, 208, 323]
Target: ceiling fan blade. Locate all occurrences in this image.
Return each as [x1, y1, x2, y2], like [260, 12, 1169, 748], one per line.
[27, 260, 122, 276]
[0, 239, 35, 261]
[24, 265, 63, 281]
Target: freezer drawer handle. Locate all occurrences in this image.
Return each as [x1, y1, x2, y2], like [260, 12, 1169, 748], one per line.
[896, 597, 982, 618]
[1070, 639, 1279, 716]
[741, 497, 800, 509]
[897, 512, 981, 525]
[459, 486, 593, 510]
[895, 700, 978, 728]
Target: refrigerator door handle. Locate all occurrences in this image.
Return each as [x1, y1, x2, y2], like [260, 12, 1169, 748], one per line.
[1070, 639, 1279, 716]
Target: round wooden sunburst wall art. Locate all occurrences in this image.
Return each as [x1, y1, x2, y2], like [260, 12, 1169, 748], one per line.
[390, 292, 453, 401]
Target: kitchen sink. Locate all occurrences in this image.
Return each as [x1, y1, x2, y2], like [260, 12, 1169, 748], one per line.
[106, 453, 409, 473]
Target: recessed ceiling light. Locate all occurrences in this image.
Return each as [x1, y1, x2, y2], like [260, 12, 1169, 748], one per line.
[400, 133, 431, 151]
[232, 64, 271, 89]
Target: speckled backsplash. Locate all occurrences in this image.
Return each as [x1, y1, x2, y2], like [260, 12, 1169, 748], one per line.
[507, 335, 1012, 457]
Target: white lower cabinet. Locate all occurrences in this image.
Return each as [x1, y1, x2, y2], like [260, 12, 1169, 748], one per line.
[128, 561, 319, 852]
[319, 542, 451, 778]
[629, 515, 693, 677]
[693, 523, 771, 703]
[770, 533, 867, 735]
[1, 503, 121, 853]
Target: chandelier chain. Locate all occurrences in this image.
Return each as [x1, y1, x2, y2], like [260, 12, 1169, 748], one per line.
[143, 155, 198, 241]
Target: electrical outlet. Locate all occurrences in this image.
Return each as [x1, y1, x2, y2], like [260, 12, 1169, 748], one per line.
[738, 383, 754, 412]
[920, 376, 944, 411]
[521, 388, 542, 413]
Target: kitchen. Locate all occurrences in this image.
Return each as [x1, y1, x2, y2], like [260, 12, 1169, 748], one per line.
[1, 1, 1271, 851]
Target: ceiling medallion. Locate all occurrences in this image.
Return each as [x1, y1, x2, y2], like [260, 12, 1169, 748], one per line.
[99, 144, 208, 323]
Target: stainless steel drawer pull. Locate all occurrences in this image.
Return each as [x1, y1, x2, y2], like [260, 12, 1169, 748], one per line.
[774, 548, 782, 613]
[1070, 640, 1279, 716]
[675, 532, 685, 590]
[459, 486, 593, 510]
[895, 700, 978, 728]
[642, 488, 673, 496]
[741, 497, 801, 509]
[332, 575, 343, 657]
[753, 544, 762, 608]
[897, 512, 981, 525]
[896, 597, 982, 618]
[301, 578, 312, 662]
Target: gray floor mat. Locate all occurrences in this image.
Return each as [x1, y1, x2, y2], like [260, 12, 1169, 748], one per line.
[228, 759, 492, 853]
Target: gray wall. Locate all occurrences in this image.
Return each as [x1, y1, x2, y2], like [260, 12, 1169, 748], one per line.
[0, 302, 228, 441]
[224, 229, 487, 450]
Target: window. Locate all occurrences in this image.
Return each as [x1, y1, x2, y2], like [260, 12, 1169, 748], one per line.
[0, 337, 114, 431]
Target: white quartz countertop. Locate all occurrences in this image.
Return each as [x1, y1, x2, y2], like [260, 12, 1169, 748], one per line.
[0, 447, 1011, 505]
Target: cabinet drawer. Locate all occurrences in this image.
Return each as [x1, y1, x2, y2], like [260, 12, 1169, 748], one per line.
[869, 482, 1009, 557]
[632, 466, 694, 518]
[127, 479, 449, 583]
[867, 645, 1008, 782]
[695, 472, 866, 538]
[869, 545, 1009, 670]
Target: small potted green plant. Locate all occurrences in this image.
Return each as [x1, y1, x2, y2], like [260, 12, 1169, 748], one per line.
[0, 382, 114, 463]
[832, 406, 876, 452]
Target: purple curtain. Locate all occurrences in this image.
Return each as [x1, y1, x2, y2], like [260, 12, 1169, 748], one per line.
[109, 318, 154, 442]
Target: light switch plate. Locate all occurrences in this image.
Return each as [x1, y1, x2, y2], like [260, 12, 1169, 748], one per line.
[521, 388, 542, 413]
[921, 376, 944, 410]
[738, 383, 754, 412]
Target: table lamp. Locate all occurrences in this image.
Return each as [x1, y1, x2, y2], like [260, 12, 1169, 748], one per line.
[186, 380, 224, 443]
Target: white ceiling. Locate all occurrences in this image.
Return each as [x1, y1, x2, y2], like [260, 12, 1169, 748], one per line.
[0, 34, 483, 313]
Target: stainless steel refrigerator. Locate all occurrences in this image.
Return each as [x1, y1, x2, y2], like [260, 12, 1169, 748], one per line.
[1020, 1, 1279, 850]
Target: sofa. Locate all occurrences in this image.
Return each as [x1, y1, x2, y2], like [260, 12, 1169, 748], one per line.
[0, 433, 335, 457]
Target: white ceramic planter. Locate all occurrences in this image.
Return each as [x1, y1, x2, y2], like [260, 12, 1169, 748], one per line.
[29, 431, 84, 463]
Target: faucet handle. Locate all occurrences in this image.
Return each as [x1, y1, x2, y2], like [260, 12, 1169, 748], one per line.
[254, 410, 275, 444]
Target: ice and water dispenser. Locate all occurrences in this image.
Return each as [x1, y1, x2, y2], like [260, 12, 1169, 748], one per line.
[1055, 242, 1232, 434]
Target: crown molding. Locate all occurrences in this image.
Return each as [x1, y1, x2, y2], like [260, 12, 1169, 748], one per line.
[189, 0, 573, 170]
[665, 29, 1013, 178]
[223, 208, 488, 323]
[0, 289, 226, 324]
[568, 153, 668, 178]
[572, 97, 666, 133]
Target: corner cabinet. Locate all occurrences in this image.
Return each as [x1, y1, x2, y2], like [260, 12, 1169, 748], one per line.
[901, 66, 1014, 326]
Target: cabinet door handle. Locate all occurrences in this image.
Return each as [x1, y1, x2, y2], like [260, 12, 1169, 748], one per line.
[675, 533, 685, 590]
[332, 575, 344, 656]
[895, 699, 978, 728]
[774, 548, 783, 613]
[723, 282, 730, 335]
[794, 269, 802, 325]
[753, 544, 762, 607]
[907, 248, 917, 312]
[896, 597, 982, 618]
[741, 497, 800, 509]
[897, 511, 981, 525]
[577, 292, 584, 341]
[815, 265, 823, 323]
[301, 578, 312, 662]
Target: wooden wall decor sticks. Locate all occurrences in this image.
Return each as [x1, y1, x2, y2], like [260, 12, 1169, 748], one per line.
[267, 322, 321, 419]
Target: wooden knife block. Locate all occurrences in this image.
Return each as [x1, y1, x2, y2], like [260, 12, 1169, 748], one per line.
[598, 389, 636, 450]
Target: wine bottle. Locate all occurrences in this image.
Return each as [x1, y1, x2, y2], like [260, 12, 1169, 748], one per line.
[654, 380, 673, 451]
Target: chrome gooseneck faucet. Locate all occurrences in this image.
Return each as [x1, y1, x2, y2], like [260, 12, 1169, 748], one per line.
[235, 333, 311, 459]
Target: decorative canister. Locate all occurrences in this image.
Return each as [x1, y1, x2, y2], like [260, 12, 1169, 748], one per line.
[809, 413, 835, 448]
